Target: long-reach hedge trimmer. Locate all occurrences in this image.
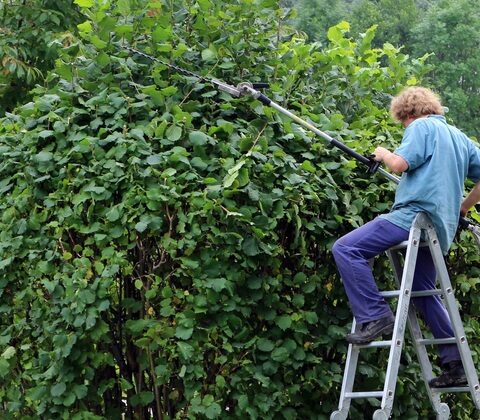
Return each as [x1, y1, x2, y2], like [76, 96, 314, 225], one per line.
[125, 46, 480, 248]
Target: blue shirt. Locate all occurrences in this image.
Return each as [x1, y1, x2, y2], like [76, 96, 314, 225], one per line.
[380, 115, 480, 253]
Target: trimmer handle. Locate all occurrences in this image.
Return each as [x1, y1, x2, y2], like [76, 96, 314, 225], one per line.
[366, 154, 381, 173]
[459, 216, 471, 230]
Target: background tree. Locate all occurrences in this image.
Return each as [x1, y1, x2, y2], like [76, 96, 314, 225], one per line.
[288, 0, 480, 138]
[411, 0, 480, 137]
[290, 0, 420, 47]
[291, 0, 347, 43]
[347, 0, 419, 48]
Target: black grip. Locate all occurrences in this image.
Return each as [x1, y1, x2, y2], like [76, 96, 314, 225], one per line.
[257, 93, 271, 105]
[252, 83, 269, 89]
[459, 216, 471, 229]
[366, 154, 381, 173]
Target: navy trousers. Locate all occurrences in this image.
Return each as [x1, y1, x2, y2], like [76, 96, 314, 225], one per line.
[332, 217, 460, 364]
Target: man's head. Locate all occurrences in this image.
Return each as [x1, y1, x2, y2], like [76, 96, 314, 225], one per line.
[390, 86, 444, 126]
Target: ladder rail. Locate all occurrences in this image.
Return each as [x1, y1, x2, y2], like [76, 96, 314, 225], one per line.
[422, 216, 480, 409]
[379, 223, 421, 414]
[387, 247, 445, 416]
[335, 318, 361, 416]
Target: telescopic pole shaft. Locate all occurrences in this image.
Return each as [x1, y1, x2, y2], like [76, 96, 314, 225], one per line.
[250, 88, 401, 184]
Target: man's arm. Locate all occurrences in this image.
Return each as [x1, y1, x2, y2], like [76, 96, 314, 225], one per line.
[461, 181, 480, 216]
[373, 146, 409, 173]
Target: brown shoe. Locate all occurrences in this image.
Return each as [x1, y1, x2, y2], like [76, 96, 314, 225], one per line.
[346, 314, 395, 345]
[429, 361, 467, 388]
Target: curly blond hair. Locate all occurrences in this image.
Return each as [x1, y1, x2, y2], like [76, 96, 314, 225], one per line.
[390, 86, 444, 123]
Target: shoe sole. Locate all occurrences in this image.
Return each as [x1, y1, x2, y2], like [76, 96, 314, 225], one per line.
[347, 323, 395, 345]
[430, 378, 468, 388]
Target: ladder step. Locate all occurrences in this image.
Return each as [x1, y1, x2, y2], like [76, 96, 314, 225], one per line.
[345, 391, 383, 399]
[389, 240, 428, 250]
[357, 340, 392, 348]
[380, 289, 443, 298]
[417, 337, 456, 345]
[430, 386, 470, 393]
[388, 240, 409, 250]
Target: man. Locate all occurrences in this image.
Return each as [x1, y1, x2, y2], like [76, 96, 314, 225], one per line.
[332, 86, 480, 387]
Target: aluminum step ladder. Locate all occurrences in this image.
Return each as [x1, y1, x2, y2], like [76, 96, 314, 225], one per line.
[330, 213, 480, 419]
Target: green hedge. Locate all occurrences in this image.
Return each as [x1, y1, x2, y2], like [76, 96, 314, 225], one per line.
[0, 0, 478, 418]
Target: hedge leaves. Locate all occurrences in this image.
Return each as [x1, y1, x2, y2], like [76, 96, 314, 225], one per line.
[0, 1, 477, 419]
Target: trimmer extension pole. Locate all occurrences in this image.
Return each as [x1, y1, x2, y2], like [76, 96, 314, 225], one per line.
[238, 84, 401, 184]
[270, 100, 400, 183]
[124, 47, 394, 181]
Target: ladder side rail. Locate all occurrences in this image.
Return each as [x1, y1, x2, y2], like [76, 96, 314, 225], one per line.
[377, 223, 422, 417]
[332, 319, 361, 419]
[387, 248, 447, 417]
[422, 217, 480, 409]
